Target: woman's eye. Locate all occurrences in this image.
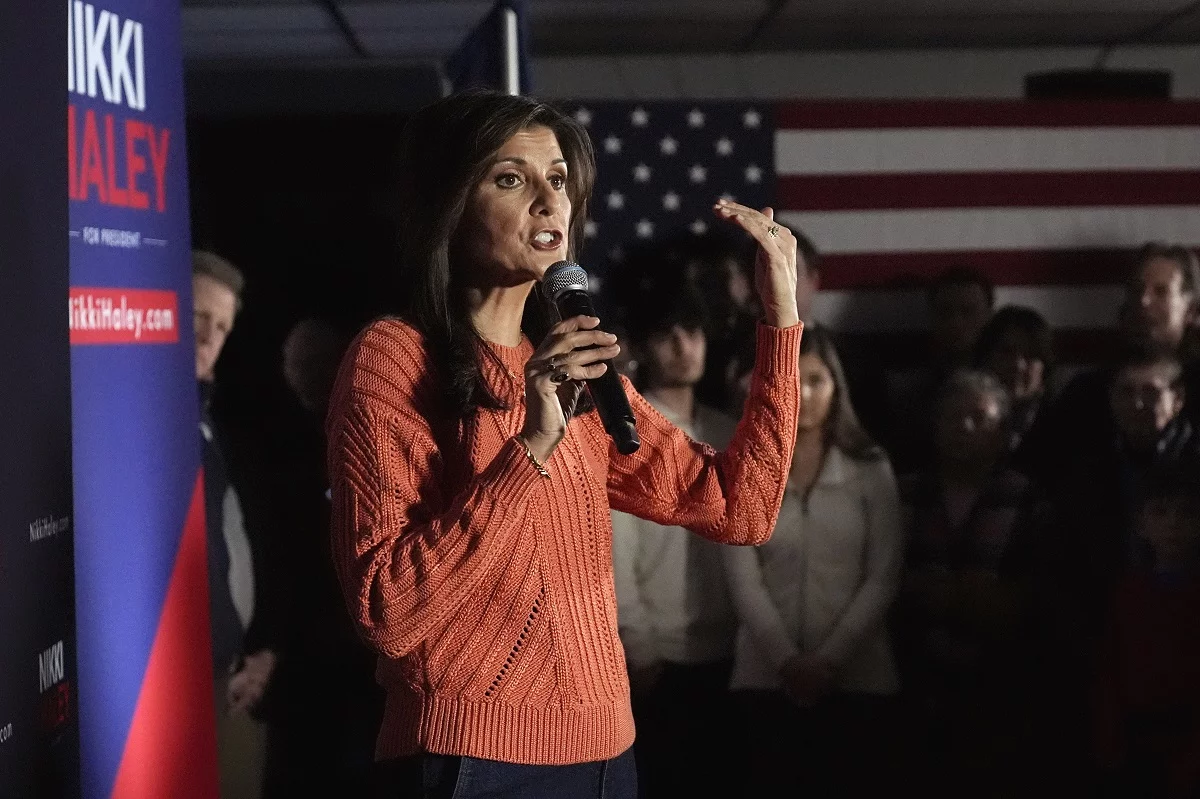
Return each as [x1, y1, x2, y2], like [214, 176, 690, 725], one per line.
[496, 173, 522, 188]
[549, 174, 567, 189]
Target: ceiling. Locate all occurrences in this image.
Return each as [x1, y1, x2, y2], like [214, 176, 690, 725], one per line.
[181, 0, 1200, 64]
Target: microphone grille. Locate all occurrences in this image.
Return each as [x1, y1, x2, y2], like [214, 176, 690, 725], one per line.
[542, 260, 589, 301]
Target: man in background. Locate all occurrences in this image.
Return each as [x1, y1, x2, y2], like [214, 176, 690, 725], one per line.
[194, 249, 274, 798]
[611, 283, 739, 798]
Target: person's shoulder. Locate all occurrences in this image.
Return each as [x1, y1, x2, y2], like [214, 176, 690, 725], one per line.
[837, 445, 897, 487]
[337, 317, 435, 412]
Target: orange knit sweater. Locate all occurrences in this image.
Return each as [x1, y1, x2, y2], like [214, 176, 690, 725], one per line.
[326, 317, 801, 765]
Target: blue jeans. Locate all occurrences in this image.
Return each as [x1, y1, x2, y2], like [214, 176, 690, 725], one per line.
[380, 748, 638, 799]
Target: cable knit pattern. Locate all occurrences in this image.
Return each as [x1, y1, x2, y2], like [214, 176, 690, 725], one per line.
[326, 317, 801, 764]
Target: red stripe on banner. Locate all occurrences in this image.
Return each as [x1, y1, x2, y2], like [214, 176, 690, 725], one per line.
[817, 249, 1135, 290]
[775, 101, 1200, 130]
[110, 472, 218, 799]
[777, 171, 1200, 211]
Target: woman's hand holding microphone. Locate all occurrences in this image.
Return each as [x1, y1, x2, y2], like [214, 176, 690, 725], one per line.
[515, 198, 797, 469]
[517, 315, 620, 465]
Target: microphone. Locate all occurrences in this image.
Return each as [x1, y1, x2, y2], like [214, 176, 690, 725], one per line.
[541, 260, 641, 455]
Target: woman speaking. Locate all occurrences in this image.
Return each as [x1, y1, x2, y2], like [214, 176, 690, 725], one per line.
[325, 90, 802, 798]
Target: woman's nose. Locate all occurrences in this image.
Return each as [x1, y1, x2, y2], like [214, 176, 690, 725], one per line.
[533, 179, 562, 215]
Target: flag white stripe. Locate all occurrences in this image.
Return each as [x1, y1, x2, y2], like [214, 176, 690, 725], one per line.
[775, 128, 1200, 176]
[812, 285, 1124, 334]
[776, 206, 1200, 255]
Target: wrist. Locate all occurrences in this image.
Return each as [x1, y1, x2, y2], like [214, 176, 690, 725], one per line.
[516, 432, 559, 472]
[763, 304, 800, 329]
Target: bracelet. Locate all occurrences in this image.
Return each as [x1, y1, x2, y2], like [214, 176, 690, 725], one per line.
[516, 436, 551, 479]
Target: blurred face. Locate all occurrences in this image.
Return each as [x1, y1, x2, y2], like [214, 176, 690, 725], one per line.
[644, 324, 706, 389]
[459, 126, 570, 286]
[931, 283, 991, 359]
[1128, 257, 1194, 348]
[797, 352, 836, 432]
[1109, 362, 1184, 449]
[795, 257, 820, 322]
[936, 386, 1007, 468]
[282, 326, 345, 415]
[193, 274, 237, 382]
[983, 326, 1045, 401]
[726, 258, 753, 311]
[1139, 497, 1200, 567]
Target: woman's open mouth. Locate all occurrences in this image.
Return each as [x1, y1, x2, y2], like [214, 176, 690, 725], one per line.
[531, 230, 563, 251]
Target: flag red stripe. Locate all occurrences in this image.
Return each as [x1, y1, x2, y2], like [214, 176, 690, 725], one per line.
[775, 100, 1200, 130]
[777, 171, 1200, 211]
[817, 249, 1134, 290]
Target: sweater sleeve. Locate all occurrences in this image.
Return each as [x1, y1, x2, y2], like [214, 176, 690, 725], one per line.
[605, 323, 802, 546]
[609, 510, 659, 669]
[326, 335, 545, 659]
[815, 458, 905, 666]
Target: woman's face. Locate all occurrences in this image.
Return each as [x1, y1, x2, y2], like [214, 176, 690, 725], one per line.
[984, 326, 1045, 400]
[797, 352, 836, 432]
[459, 125, 571, 285]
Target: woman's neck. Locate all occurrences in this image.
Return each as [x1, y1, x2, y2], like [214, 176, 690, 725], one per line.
[467, 282, 534, 346]
[790, 427, 827, 490]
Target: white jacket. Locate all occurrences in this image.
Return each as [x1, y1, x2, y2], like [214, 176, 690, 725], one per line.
[724, 446, 903, 695]
[611, 402, 737, 669]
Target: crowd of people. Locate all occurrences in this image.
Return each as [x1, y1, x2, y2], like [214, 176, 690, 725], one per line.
[603, 234, 1200, 798]
[190, 90, 1200, 798]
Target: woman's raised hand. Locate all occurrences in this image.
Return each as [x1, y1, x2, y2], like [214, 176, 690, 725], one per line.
[714, 199, 800, 329]
[519, 315, 620, 464]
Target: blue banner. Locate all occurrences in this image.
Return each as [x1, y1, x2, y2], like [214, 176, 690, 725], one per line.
[67, 0, 217, 795]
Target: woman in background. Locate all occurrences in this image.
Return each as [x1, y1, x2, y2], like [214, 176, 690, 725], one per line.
[723, 326, 903, 797]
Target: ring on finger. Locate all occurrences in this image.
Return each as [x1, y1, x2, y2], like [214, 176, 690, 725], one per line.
[550, 366, 570, 384]
[767, 225, 780, 238]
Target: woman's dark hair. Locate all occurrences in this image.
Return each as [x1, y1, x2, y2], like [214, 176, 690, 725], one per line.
[972, 304, 1055, 384]
[392, 90, 596, 415]
[799, 326, 884, 462]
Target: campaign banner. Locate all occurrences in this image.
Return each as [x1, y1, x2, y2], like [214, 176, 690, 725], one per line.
[67, 0, 218, 796]
[0, 0, 80, 795]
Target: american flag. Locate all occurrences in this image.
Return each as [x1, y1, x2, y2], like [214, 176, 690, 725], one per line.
[564, 99, 1200, 363]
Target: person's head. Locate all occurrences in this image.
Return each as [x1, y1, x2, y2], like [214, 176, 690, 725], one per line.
[192, 250, 244, 383]
[1124, 242, 1199, 350]
[795, 326, 882, 460]
[282, 318, 352, 417]
[794, 229, 821, 323]
[393, 90, 595, 413]
[934, 370, 1011, 471]
[628, 285, 709, 392]
[662, 231, 755, 327]
[973, 305, 1054, 402]
[1108, 346, 1186, 452]
[929, 266, 995, 362]
[1137, 474, 1200, 569]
